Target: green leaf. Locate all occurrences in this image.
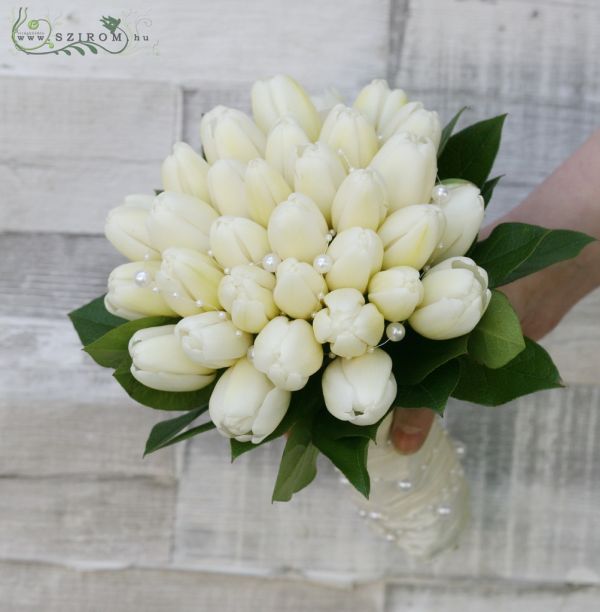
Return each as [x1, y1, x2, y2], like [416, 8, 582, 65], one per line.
[481, 175, 503, 207]
[312, 430, 370, 498]
[395, 360, 460, 415]
[452, 337, 563, 406]
[147, 421, 215, 455]
[154, 189, 164, 196]
[68, 295, 127, 346]
[272, 422, 319, 502]
[471, 222, 596, 287]
[468, 290, 525, 368]
[84, 316, 178, 368]
[438, 114, 507, 187]
[438, 106, 468, 157]
[144, 406, 208, 455]
[385, 328, 469, 385]
[113, 357, 219, 411]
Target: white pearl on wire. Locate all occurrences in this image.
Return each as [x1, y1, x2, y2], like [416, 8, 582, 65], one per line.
[246, 345, 255, 361]
[432, 184, 450, 203]
[134, 270, 151, 287]
[386, 322, 406, 342]
[261, 252, 281, 273]
[313, 254, 333, 274]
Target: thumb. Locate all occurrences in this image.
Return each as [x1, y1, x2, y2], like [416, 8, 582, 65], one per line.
[391, 407, 435, 454]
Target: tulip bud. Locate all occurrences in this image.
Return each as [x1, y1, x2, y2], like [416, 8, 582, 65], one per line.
[368, 266, 424, 322]
[409, 256, 492, 340]
[199, 106, 266, 164]
[319, 104, 379, 169]
[209, 358, 291, 443]
[293, 142, 346, 223]
[322, 348, 396, 425]
[251, 74, 322, 141]
[207, 159, 250, 218]
[326, 227, 383, 293]
[129, 325, 215, 392]
[253, 317, 323, 391]
[267, 193, 329, 263]
[313, 288, 384, 358]
[147, 192, 218, 253]
[369, 132, 437, 210]
[245, 159, 292, 227]
[105, 262, 177, 320]
[175, 311, 252, 368]
[155, 248, 223, 317]
[105, 199, 161, 262]
[353, 79, 408, 136]
[330, 169, 389, 233]
[273, 258, 327, 319]
[161, 142, 211, 202]
[429, 181, 485, 264]
[265, 117, 311, 185]
[378, 101, 442, 148]
[209, 216, 270, 269]
[218, 264, 278, 333]
[378, 204, 445, 270]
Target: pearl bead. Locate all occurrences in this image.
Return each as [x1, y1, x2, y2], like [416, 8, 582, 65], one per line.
[397, 479, 413, 491]
[338, 476, 349, 485]
[246, 345, 255, 361]
[234, 330, 243, 337]
[313, 254, 333, 274]
[386, 322, 406, 342]
[432, 184, 450, 203]
[223, 268, 231, 275]
[455, 441, 467, 457]
[368, 511, 382, 520]
[207, 249, 214, 257]
[134, 270, 151, 287]
[218, 311, 227, 320]
[436, 505, 452, 517]
[358, 509, 367, 518]
[195, 299, 204, 307]
[151, 286, 160, 293]
[385, 533, 396, 542]
[262, 252, 281, 273]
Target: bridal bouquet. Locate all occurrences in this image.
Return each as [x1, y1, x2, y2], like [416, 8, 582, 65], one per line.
[70, 75, 593, 505]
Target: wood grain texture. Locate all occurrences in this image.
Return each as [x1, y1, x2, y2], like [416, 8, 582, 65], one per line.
[0, 477, 175, 564]
[1, 1, 391, 91]
[174, 386, 600, 584]
[0, 76, 181, 233]
[0, 561, 384, 612]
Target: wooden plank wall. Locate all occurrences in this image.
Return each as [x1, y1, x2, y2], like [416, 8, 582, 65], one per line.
[1, 1, 599, 610]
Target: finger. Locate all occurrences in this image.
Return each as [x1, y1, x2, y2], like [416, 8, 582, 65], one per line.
[391, 407, 435, 455]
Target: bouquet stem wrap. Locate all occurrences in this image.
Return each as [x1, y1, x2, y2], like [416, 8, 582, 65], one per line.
[346, 413, 469, 559]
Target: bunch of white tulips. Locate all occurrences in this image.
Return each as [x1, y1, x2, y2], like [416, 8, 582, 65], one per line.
[104, 75, 491, 444]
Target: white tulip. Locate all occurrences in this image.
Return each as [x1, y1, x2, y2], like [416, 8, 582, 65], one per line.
[378, 204, 445, 270]
[319, 104, 379, 169]
[155, 248, 223, 317]
[293, 142, 346, 223]
[326, 227, 383, 293]
[207, 159, 250, 218]
[105, 262, 177, 320]
[129, 325, 215, 392]
[322, 349, 396, 426]
[369, 131, 437, 210]
[379, 101, 442, 148]
[273, 258, 327, 319]
[253, 317, 323, 391]
[161, 142, 211, 202]
[313, 288, 384, 358]
[353, 79, 408, 136]
[209, 358, 291, 443]
[429, 181, 485, 264]
[105, 201, 160, 262]
[331, 169, 389, 232]
[251, 74, 322, 140]
[175, 312, 252, 368]
[368, 266, 424, 322]
[265, 117, 311, 185]
[267, 193, 329, 263]
[199, 105, 266, 164]
[245, 158, 292, 227]
[218, 264, 278, 333]
[409, 257, 492, 340]
[146, 192, 218, 253]
[209, 216, 270, 269]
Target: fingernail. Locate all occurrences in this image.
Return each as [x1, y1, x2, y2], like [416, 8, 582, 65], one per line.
[391, 424, 424, 455]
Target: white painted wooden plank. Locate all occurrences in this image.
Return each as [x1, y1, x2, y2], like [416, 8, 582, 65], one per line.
[0, 561, 384, 612]
[0, 477, 175, 564]
[2, 1, 390, 91]
[0, 76, 181, 233]
[390, 0, 600, 221]
[174, 386, 600, 584]
[385, 578, 600, 612]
